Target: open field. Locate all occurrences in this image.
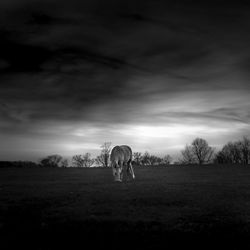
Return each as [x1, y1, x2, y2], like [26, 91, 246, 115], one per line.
[1, 165, 250, 249]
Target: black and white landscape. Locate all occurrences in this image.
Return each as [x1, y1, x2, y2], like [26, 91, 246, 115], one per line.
[1, 1, 250, 249]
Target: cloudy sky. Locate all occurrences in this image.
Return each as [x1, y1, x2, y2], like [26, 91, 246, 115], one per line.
[1, 0, 250, 161]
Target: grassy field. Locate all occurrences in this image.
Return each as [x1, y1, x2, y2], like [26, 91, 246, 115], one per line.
[1, 165, 250, 249]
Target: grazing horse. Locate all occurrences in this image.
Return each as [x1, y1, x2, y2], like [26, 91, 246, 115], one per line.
[110, 145, 135, 182]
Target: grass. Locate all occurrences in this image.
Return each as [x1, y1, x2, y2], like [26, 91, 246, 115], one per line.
[1, 165, 250, 249]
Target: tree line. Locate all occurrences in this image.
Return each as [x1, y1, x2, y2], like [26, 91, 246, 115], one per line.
[37, 142, 112, 168]
[214, 136, 250, 164]
[0, 136, 249, 168]
[38, 142, 172, 168]
[179, 136, 250, 165]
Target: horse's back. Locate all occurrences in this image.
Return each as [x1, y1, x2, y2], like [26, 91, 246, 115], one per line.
[110, 145, 132, 163]
[110, 146, 123, 162]
[120, 145, 132, 162]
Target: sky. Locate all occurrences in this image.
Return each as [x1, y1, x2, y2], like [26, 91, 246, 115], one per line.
[1, 0, 250, 161]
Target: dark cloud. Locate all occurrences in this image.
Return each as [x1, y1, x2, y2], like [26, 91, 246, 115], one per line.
[1, 0, 250, 159]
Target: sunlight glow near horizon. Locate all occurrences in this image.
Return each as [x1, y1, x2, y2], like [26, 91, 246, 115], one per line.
[59, 121, 249, 156]
[1, 88, 250, 161]
[122, 124, 230, 138]
[1, 118, 249, 161]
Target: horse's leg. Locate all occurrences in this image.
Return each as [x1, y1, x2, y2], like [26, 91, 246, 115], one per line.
[125, 162, 130, 181]
[128, 160, 135, 179]
[119, 161, 124, 181]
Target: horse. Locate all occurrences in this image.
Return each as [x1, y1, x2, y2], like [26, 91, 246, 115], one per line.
[110, 145, 135, 182]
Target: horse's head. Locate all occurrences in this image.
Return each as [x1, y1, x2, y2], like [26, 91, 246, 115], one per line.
[111, 161, 123, 182]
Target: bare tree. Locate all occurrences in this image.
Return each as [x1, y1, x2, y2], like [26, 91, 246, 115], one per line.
[180, 138, 215, 165]
[95, 155, 105, 167]
[240, 136, 250, 164]
[224, 141, 242, 164]
[181, 145, 196, 164]
[149, 155, 162, 165]
[72, 153, 94, 167]
[141, 151, 151, 165]
[161, 155, 172, 165]
[82, 153, 94, 168]
[133, 152, 142, 166]
[140, 152, 161, 166]
[60, 159, 69, 168]
[148, 155, 157, 165]
[133, 152, 172, 166]
[192, 138, 215, 165]
[72, 154, 84, 167]
[95, 142, 112, 167]
[214, 150, 229, 164]
[214, 141, 242, 164]
[215, 137, 250, 164]
[40, 154, 63, 167]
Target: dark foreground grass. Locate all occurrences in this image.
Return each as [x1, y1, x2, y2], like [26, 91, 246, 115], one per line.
[1, 165, 250, 249]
